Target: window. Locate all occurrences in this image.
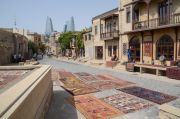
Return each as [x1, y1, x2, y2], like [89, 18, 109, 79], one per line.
[100, 24, 103, 33]
[159, 0, 173, 25]
[113, 46, 117, 55]
[95, 26, 98, 35]
[156, 35, 174, 60]
[88, 34, 91, 40]
[108, 46, 112, 57]
[85, 35, 87, 41]
[126, 7, 131, 23]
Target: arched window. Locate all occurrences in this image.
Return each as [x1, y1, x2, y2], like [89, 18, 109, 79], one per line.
[156, 35, 174, 60]
[129, 37, 140, 61]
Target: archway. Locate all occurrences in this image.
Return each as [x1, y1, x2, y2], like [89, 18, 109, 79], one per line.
[129, 37, 141, 61]
[156, 35, 174, 60]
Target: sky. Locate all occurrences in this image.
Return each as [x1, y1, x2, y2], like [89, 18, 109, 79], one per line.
[0, 0, 118, 34]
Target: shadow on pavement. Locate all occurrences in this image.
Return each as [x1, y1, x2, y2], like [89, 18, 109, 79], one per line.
[45, 81, 80, 119]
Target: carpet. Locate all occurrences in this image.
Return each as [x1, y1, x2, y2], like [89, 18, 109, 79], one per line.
[0, 70, 29, 88]
[59, 71, 75, 79]
[96, 74, 135, 88]
[87, 80, 124, 91]
[119, 86, 177, 105]
[101, 92, 153, 114]
[75, 72, 91, 77]
[59, 77, 99, 95]
[67, 95, 122, 119]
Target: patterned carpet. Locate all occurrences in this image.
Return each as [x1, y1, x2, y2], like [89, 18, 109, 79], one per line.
[0, 70, 29, 89]
[67, 95, 122, 119]
[101, 92, 153, 114]
[59, 77, 99, 95]
[119, 86, 177, 104]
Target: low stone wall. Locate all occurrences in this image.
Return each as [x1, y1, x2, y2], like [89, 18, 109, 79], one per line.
[0, 65, 52, 119]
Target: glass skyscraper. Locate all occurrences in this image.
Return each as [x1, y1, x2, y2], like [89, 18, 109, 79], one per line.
[63, 16, 75, 32]
[45, 16, 54, 37]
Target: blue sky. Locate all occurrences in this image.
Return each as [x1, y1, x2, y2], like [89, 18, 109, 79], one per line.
[0, 0, 118, 33]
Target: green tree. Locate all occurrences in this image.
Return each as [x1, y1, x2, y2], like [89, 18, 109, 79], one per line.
[28, 41, 38, 57]
[59, 32, 73, 50]
[39, 44, 46, 53]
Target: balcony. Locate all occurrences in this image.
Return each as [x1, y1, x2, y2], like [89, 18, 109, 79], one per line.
[100, 30, 119, 40]
[133, 13, 180, 31]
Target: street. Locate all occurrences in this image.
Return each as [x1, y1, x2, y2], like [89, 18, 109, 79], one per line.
[40, 57, 180, 119]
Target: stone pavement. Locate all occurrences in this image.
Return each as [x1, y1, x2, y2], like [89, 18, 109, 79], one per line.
[41, 57, 180, 119]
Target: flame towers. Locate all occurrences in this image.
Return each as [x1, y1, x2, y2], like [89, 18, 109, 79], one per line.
[45, 16, 54, 37]
[63, 16, 75, 32]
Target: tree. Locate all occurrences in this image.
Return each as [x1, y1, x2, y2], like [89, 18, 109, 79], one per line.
[39, 44, 46, 54]
[28, 41, 38, 57]
[59, 32, 73, 50]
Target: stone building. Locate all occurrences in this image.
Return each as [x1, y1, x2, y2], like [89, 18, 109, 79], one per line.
[0, 30, 28, 65]
[46, 32, 61, 56]
[82, 29, 94, 60]
[92, 8, 119, 62]
[119, 0, 180, 66]
[27, 32, 42, 48]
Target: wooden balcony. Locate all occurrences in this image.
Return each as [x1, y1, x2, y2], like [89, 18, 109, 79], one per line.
[100, 30, 119, 40]
[133, 13, 180, 31]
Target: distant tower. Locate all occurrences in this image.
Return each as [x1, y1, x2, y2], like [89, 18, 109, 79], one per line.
[70, 16, 75, 32]
[45, 16, 54, 37]
[63, 24, 67, 32]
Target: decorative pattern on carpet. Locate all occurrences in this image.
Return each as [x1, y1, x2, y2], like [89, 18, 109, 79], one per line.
[75, 72, 98, 84]
[59, 77, 99, 95]
[59, 71, 75, 79]
[96, 74, 135, 88]
[87, 80, 127, 90]
[75, 72, 92, 77]
[0, 70, 29, 88]
[67, 95, 122, 119]
[119, 86, 177, 104]
[101, 92, 153, 114]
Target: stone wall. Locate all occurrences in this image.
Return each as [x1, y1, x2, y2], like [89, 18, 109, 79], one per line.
[0, 30, 28, 65]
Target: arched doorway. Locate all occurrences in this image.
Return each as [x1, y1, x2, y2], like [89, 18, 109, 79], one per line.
[129, 37, 140, 62]
[156, 35, 174, 60]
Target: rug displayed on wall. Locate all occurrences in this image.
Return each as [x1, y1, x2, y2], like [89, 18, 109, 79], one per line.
[119, 86, 177, 105]
[59, 77, 99, 95]
[0, 70, 29, 89]
[67, 95, 122, 119]
[101, 92, 153, 114]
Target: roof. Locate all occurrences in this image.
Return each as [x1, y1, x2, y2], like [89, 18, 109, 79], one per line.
[92, 8, 118, 21]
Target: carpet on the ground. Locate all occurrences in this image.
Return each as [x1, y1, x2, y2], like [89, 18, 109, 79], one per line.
[59, 77, 99, 95]
[101, 92, 153, 114]
[119, 86, 177, 104]
[67, 94, 122, 119]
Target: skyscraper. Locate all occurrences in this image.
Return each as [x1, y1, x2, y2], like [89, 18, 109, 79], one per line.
[45, 16, 54, 37]
[69, 16, 75, 32]
[63, 16, 75, 32]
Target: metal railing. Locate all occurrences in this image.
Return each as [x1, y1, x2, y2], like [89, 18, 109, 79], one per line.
[133, 13, 180, 30]
[100, 30, 119, 39]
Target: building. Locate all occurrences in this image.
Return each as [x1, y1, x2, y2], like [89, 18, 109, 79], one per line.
[83, 28, 94, 60]
[0, 30, 28, 65]
[63, 16, 75, 32]
[45, 16, 54, 37]
[119, 0, 180, 66]
[92, 8, 119, 62]
[27, 32, 42, 48]
[46, 32, 61, 56]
